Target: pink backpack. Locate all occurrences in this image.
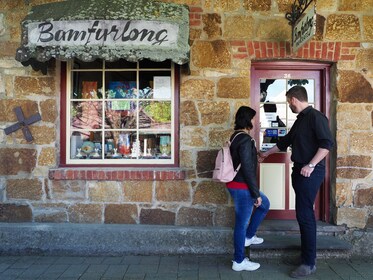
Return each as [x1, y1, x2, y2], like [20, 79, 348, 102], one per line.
[212, 132, 245, 183]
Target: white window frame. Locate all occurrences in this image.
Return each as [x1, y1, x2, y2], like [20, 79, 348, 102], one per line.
[64, 60, 177, 166]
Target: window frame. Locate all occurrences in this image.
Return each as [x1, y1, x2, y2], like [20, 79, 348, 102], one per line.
[59, 60, 180, 168]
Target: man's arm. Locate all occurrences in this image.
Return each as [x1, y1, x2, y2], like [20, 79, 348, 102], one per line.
[258, 145, 280, 162]
[308, 148, 330, 167]
[300, 148, 330, 177]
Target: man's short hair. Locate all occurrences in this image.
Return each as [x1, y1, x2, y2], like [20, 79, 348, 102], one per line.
[286, 86, 308, 102]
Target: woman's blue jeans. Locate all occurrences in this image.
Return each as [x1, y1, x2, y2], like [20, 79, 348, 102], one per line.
[228, 189, 270, 263]
[292, 164, 325, 267]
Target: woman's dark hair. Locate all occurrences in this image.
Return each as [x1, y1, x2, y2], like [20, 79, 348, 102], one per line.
[234, 106, 256, 130]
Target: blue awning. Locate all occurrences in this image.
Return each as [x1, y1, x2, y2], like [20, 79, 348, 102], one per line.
[15, 0, 190, 74]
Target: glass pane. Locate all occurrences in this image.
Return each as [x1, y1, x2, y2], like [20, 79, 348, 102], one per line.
[157, 133, 172, 158]
[71, 72, 103, 99]
[72, 60, 103, 69]
[139, 60, 171, 68]
[70, 131, 102, 159]
[71, 101, 103, 129]
[138, 133, 159, 158]
[105, 71, 137, 99]
[105, 101, 137, 129]
[260, 79, 286, 102]
[288, 79, 315, 103]
[260, 103, 287, 128]
[70, 132, 84, 159]
[287, 109, 298, 128]
[140, 101, 171, 129]
[105, 59, 137, 69]
[260, 128, 287, 152]
[140, 71, 171, 99]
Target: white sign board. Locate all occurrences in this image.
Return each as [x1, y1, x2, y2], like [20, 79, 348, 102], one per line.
[154, 76, 171, 99]
[292, 3, 316, 53]
[27, 20, 179, 47]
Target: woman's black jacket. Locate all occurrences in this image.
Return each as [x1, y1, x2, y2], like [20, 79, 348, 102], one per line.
[229, 131, 260, 199]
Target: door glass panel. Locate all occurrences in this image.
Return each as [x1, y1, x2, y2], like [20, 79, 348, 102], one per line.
[288, 79, 315, 103]
[259, 78, 315, 152]
[260, 79, 286, 102]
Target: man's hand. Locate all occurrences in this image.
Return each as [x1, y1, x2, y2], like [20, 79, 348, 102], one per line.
[301, 165, 314, 177]
[258, 152, 267, 163]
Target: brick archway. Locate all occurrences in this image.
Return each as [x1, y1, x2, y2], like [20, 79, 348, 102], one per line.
[230, 40, 360, 62]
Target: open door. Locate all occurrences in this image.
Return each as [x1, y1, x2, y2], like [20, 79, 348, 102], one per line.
[251, 61, 331, 221]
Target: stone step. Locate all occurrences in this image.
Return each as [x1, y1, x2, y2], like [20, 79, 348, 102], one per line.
[248, 233, 352, 259]
[0, 222, 352, 258]
[249, 220, 352, 258]
[258, 220, 347, 236]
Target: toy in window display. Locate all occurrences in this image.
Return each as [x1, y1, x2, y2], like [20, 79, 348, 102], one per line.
[76, 148, 83, 159]
[91, 148, 101, 159]
[82, 81, 98, 99]
[112, 148, 121, 158]
[131, 140, 141, 158]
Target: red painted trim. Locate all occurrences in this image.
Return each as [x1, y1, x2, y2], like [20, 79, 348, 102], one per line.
[60, 62, 67, 166]
[251, 61, 331, 222]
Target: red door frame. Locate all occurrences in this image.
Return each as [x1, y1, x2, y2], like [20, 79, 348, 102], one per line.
[251, 60, 331, 222]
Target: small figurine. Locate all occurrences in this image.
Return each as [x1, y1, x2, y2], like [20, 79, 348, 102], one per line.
[76, 148, 83, 158]
[131, 141, 141, 158]
[92, 148, 100, 158]
[112, 148, 120, 158]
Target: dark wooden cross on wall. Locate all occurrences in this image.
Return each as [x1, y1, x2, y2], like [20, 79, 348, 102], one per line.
[4, 106, 41, 142]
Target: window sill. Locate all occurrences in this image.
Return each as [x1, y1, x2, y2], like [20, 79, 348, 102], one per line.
[49, 168, 186, 181]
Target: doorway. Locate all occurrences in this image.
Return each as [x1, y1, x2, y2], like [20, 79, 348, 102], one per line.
[251, 61, 331, 221]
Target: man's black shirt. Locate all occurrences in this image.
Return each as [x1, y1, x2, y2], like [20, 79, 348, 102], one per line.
[276, 106, 334, 166]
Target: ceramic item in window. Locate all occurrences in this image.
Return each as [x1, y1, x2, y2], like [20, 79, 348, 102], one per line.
[131, 140, 140, 158]
[91, 148, 101, 158]
[75, 148, 83, 158]
[81, 141, 95, 155]
[112, 148, 122, 158]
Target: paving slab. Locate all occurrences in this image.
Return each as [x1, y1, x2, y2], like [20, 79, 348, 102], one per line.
[0, 255, 372, 279]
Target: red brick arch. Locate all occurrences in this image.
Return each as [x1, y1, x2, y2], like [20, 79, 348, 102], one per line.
[230, 40, 360, 62]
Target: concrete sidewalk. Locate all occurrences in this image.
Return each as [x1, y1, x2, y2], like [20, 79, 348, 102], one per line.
[0, 255, 372, 280]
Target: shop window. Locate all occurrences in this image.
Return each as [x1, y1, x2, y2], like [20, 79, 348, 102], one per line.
[61, 59, 179, 167]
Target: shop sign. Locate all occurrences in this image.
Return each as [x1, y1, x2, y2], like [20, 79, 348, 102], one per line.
[292, 3, 316, 52]
[27, 20, 179, 47]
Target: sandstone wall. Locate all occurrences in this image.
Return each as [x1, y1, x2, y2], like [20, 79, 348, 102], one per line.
[0, 0, 372, 231]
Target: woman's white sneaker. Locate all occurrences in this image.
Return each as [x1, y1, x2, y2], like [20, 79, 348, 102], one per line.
[245, 235, 264, 247]
[232, 258, 260, 271]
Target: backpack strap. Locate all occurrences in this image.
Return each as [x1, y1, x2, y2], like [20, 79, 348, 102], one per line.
[230, 131, 247, 144]
[230, 131, 247, 172]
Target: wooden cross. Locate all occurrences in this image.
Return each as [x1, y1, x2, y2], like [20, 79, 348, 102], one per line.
[4, 106, 41, 142]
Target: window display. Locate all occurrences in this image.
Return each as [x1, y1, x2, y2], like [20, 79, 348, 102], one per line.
[66, 60, 175, 164]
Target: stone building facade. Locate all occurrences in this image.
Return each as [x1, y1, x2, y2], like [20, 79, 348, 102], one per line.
[0, 0, 372, 254]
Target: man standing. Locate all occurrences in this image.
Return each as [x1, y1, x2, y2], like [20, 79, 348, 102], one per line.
[259, 86, 334, 278]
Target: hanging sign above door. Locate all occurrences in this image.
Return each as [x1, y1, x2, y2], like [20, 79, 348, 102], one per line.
[291, 2, 316, 53]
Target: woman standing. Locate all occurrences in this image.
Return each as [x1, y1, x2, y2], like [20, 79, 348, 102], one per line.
[227, 106, 270, 272]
